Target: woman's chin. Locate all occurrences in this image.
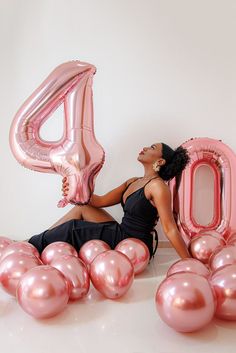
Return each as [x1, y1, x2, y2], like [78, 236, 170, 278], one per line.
[137, 155, 143, 162]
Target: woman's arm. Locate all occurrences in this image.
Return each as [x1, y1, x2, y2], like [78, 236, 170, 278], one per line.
[149, 180, 191, 259]
[62, 177, 138, 208]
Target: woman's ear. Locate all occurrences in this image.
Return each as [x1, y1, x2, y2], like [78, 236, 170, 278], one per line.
[160, 158, 166, 167]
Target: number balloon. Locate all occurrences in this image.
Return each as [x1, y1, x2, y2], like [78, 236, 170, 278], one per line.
[169, 137, 236, 243]
[9, 61, 105, 207]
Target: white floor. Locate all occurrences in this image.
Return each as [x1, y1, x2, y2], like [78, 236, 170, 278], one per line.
[1, 248, 236, 353]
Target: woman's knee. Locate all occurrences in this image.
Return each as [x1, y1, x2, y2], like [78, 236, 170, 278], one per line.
[70, 205, 83, 219]
[72, 204, 97, 220]
[79, 205, 115, 222]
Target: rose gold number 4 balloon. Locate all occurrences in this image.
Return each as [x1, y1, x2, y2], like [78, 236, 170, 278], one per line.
[9, 61, 105, 207]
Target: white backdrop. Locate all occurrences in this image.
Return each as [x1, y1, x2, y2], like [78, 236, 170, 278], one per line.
[0, 0, 235, 241]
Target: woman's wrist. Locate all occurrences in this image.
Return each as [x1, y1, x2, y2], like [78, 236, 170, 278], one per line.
[165, 229, 191, 259]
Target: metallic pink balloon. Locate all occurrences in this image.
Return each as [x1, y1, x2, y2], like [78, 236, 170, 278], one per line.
[115, 238, 149, 275]
[9, 61, 105, 207]
[209, 245, 236, 272]
[155, 272, 216, 332]
[189, 235, 223, 264]
[167, 258, 210, 279]
[0, 236, 13, 261]
[169, 138, 236, 242]
[227, 238, 236, 246]
[226, 231, 236, 245]
[90, 250, 134, 299]
[0, 241, 40, 262]
[0, 253, 42, 296]
[78, 240, 110, 268]
[50, 255, 90, 301]
[41, 241, 78, 265]
[210, 264, 236, 320]
[16, 265, 70, 319]
[197, 230, 226, 244]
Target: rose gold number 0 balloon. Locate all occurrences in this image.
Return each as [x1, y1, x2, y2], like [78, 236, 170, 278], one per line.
[169, 137, 236, 243]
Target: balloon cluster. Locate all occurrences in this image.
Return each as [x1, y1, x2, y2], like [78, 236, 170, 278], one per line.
[155, 230, 236, 332]
[0, 236, 149, 319]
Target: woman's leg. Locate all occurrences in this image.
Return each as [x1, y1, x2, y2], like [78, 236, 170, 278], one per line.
[48, 205, 116, 230]
[28, 205, 116, 253]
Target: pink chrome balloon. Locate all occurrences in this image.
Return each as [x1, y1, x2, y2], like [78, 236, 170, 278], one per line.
[227, 238, 236, 246]
[169, 137, 236, 242]
[115, 238, 149, 275]
[210, 264, 236, 320]
[0, 241, 40, 262]
[155, 272, 216, 332]
[0, 253, 42, 296]
[209, 245, 236, 272]
[78, 240, 110, 268]
[197, 230, 226, 244]
[16, 265, 70, 319]
[90, 250, 134, 299]
[227, 232, 236, 245]
[41, 241, 78, 265]
[9, 60, 105, 207]
[0, 236, 13, 261]
[51, 255, 90, 301]
[189, 235, 223, 264]
[167, 258, 210, 279]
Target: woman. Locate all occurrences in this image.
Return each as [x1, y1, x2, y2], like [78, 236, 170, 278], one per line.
[28, 142, 191, 259]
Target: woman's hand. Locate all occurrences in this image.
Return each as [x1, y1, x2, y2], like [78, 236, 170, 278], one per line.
[62, 177, 69, 197]
[61, 178, 100, 207]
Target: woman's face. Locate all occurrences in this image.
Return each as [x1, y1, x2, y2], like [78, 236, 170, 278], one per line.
[137, 142, 165, 165]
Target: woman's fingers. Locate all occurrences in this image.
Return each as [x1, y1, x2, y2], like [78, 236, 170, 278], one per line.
[62, 178, 69, 196]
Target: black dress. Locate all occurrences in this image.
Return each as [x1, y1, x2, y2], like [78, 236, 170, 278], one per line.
[28, 177, 159, 259]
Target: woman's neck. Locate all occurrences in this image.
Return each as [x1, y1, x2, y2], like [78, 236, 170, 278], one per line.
[142, 168, 159, 179]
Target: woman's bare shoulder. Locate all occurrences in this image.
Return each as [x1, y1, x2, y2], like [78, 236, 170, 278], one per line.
[151, 177, 169, 190]
[125, 176, 140, 186]
[145, 177, 169, 199]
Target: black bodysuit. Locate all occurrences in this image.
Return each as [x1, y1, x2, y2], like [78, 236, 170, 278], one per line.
[29, 177, 160, 259]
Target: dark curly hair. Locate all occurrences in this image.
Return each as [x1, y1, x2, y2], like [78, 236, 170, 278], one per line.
[159, 144, 191, 181]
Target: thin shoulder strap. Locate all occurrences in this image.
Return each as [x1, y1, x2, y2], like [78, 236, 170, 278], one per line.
[121, 177, 140, 196]
[143, 176, 160, 188]
[127, 177, 141, 187]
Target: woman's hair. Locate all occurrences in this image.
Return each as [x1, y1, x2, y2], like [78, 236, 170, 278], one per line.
[159, 143, 191, 181]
